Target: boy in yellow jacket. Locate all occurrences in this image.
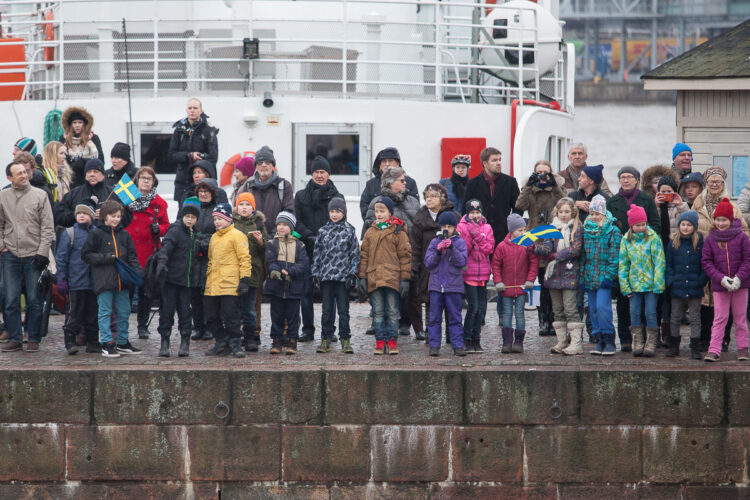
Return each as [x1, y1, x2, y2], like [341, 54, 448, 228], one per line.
[204, 203, 252, 358]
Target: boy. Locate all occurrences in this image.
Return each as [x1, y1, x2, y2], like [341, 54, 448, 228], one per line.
[265, 211, 308, 355]
[311, 198, 359, 354]
[359, 196, 411, 354]
[204, 202, 252, 358]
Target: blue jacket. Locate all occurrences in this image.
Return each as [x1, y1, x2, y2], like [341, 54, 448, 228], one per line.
[424, 234, 467, 294]
[312, 219, 360, 282]
[263, 235, 308, 299]
[55, 222, 94, 291]
[439, 177, 465, 215]
[666, 235, 706, 298]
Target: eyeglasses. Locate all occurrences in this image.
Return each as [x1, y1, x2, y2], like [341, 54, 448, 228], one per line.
[707, 180, 724, 186]
[139, 177, 154, 182]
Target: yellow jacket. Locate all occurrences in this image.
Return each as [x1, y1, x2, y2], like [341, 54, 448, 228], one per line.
[205, 223, 252, 296]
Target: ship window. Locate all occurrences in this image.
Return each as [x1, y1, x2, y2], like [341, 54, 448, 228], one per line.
[140, 133, 174, 175]
[492, 19, 508, 39]
[305, 134, 359, 176]
[505, 45, 535, 65]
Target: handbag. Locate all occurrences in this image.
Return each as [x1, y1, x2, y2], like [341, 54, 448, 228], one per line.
[114, 257, 144, 288]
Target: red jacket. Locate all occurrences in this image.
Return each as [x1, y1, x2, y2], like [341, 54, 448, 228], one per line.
[491, 234, 539, 297]
[126, 195, 169, 268]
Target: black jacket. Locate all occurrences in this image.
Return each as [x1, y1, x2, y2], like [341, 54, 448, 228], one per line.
[104, 161, 138, 190]
[168, 113, 218, 202]
[30, 169, 54, 208]
[81, 222, 142, 294]
[463, 172, 521, 243]
[568, 186, 610, 223]
[294, 179, 344, 256]
[156, 220, 201, 288]
[607, 190, 660, 235]
[54, 181, 133, 229]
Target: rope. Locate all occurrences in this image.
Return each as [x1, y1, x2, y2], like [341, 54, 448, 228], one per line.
[43, 109, 63, 146]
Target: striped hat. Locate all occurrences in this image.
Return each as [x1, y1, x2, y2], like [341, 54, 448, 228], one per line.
[14, 137, 37, 156]
[212, 202, 233, 223]
[276, 211, 296, 231]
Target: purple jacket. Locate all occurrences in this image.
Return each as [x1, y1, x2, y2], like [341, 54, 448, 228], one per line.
[457, 215, 495, 282]
[424, 234, 468, 294]
[701, 219, 750, 289]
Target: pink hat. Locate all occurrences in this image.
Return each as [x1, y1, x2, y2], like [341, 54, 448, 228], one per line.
[627, 205, 647, 227]
[234, 156, 255, 177]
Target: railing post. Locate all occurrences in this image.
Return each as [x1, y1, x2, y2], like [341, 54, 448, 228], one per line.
[153, 4, 159, 97]
[57, 4, 64, 99]
[434, 2, 442, 101]
[342, 0, 347, 98]
[98, 26, 115, 94]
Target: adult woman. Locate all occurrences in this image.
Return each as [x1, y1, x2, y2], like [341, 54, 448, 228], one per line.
[42, 141, 72, 202]
[126, 167, 170, 338]
[59, 106, 104, 187]
[439, 154, 470, 216]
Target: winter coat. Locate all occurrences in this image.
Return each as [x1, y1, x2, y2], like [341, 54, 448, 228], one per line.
[568, 186, 610, 223]
[463, 171, 521, 243]
[294, 179, 344, 256]
[607, 190, 660, 235]
[736, 179, 750, 228]
[535, 222, 583, 290]
[0, 184, 54, 259]
[191, 186, 222, 288]
[693, 191, 749, 239]
[55, 222, 94, 291]
[424, 234, 467, 294]
[560, 163, 613, 196]
[312, 219, 360, 282]
[126, 194, 169, 269]
[104, 162, 138, 190]
[491, 235, 540, 298]
[456, 215, 495, 282]
[29, 168, 54, 207]
[641, 165, 680, 199]
[359, 150, 419, 218]
[408, 202, 459, 301]
[168, 113, 219, 202]
[515, 174, 566, 230]
[439, 175, 468, 215]
[666, 235, 706, 298]
[618, 227, 666, 295]
[658, 201, 689, 242]
[156, 220, 201, 288]
[580, 213, 622, 291]
[54, 181, 133, 229]
[363, 189, 420, 238]
[238, 172, 294, 235]
[232, 211, 268, 288]
[264, 235, 308, 299]
[81, 222, 142, 294]
[359, 219, 411, 293]
[205, 223, 252, 296]
[701, 220, 750, 290]
[59, 107, 104, 187]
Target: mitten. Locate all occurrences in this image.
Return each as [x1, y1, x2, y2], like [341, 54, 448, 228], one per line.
[495, 282, 505, 292]
[524, 281, 534, 290]
[721, 276, 733, 290]
[56, 280, 69, 295]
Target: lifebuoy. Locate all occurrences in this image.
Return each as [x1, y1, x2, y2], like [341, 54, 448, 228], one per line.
[44, 10, 55, 69]
[220, 151, 254, 187]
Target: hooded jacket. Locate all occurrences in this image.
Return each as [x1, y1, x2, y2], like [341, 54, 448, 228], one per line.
[359, 148, 420, 219]
[312, 218, 360, 282]
[232, 211, 268, 288]
[156, 219, 202, 288]
[701, 219, 750, 290]
[56, 222, 94, 291]
[263, 234, 308, 299]
[205, 223, 252, 296]
[59, 107, 104, 187]
[168, 113, 219, 202]
[408, 202, 459, 301]
[294, 179, 344, 256]
[642, 165, 680, 198]
[54, 180, 133, 229]
[190, 179, 225, 288]
[515, 173, 566, 230]
[359, 219, 411, 293]
[0, 183, 54, 259]
[238, 171, 294, 235]
[456, 214, 495, 282]
[580, 212, 622, 290]
[81, 221, 143, 294]
[491, 234, 540, 298]
[618, 226, 666, 295]
[666, 234, 706, 298]
[424, 233, 468, 294]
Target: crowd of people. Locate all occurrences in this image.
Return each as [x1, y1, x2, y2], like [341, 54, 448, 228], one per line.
[4, 97, 749, 362]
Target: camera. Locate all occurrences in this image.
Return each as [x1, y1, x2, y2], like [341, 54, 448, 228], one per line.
[538, 211, 548, 224]
[197, 153, 206, 160]
[442, 229, 449, 239]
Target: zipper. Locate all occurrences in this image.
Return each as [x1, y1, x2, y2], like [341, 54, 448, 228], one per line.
[187, 230, 194, 288]
[111, 228, 122, 291]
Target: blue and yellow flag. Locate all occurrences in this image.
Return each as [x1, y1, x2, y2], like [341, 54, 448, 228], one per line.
[511, 224, 563, 247]
[114, 173, 142, 205]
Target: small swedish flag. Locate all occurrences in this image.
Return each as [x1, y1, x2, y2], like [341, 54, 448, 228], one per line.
[511, 224, 563, 247]
[114, 173, 142, 205]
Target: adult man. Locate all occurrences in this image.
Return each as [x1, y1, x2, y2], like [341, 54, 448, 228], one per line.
[0, 162, 54, 353]
[568, 164, 609, 222]
[559, 143, 612, 196]
[168, 98, 218, 205]
[359, 147, 419, 220]
[671, 142, 693, 179]
[104, 142, 138, 189]
[13, 151, 53, 205]
[294, 156, 345, 343]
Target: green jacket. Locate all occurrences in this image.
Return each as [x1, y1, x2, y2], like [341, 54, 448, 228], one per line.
[232, 211, 269, 287]
[618, 227, 666, 295]
[606, 190, 660, 235]
[580, 212, 622, 290]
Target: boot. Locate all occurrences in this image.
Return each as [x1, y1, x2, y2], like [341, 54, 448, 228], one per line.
[689, 338, 702, 360]
[286, 339, 298, 355]
[643, 327, 659, 357]
[270, 338, 282, 354]
[632, 326, 645, 357]
[601, 333, 616, 356]
[537, 308, 554, 336]
[550, 321, 569, 354]
[230, 338, 246, 358]
[243, 329, 258, 352]
[158, 334, 170, 357]
[563, 322, 585, 355]
[590, 333, 603, 355]
[205, 340, 230, 356]
[665, 336, 680, 357]
[138, 325, 150, 340]
[512, 329, 526, 353]
[659, 321, 671, 348]
[190, 328, 204, 340]
[178, 331, 190, 357]
[63, 329, 79, 355]
[501, 327, 514, 354]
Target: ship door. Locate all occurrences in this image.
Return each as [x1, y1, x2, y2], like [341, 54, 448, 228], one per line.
[292, 123, 372, 197]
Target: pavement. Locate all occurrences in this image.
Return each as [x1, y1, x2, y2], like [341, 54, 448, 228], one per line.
[0, 301, 743, 368]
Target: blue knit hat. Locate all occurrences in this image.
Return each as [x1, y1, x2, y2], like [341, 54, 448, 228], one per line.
[375, 196, 395, 215]
[83, 158, 105, 174]
[14, 137, 37, 156]
[582, 164, 604, 185]
[682, 171, 704, 188]
[678, 210, 699, 230]
[212, 202, 233, 223]
[672, 142, 692, 159]
[437, 211, 457, 227]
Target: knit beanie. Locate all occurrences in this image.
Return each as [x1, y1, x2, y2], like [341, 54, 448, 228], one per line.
[714, 198, 734, 221]
[255, 145, 276, 166]
[703, 166, 727, 184]
[507, 213, 526, 234]
[590, 194, 607, 215]
[682, 171, 705, 188]
[582, 164, 604, 185]
[110, 142, 131, 161]
[617, 166, 641, 181]
[234, 156, 255, 177]
[83, 158, 105, 175]
[672, 142, 692, 159]
[276, 211, 297, 230]
[328, 197, 347, 215]
[627, 205, 647, 227]
[678, 210, 699, 230]
[182, 196, 201, 217]
[657, 175, 678, 193]
[310, 155, 331, 175]
[235, 192, 256, 211]
[212, 202, 233, 223]
[14, 137, 37, 156]
[375, 196, 395, 215]
[437, 211, 457, 227]
[465, 198, 483, 215]
[74, 198, 96, 220]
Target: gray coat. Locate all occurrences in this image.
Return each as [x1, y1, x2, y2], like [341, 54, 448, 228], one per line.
[363, 191, 419, 238]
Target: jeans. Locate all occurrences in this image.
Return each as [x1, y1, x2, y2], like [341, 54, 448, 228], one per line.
[97, 289, 131, 344]
[158, 283, 192, 336]
[240, 287, 258, 335]
[204, 295, 242, 341]
[709, 289, 749, 356]
[587, 288, 614, 335]
[501, 295, 526, 330]
[301, 273, 315, 336]
[270, 297, 301, 340]
[321, 281, 350, 340]
[464, 284, 487, 342]
[428, 291, 464, 349]
[629, 291, 659, 328]
[370, 287, 399, 341]
[2, 252, 43, 343]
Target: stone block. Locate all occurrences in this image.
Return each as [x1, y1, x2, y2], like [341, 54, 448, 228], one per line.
[219, 484, 330, 500]
[431, 485, 557, 500]
[726, 371, 750, 425]
[580, 369, 724, 425]
[94, 370, 230, 424]
[330, 484, 429, 500]
[642, 427, 745, 483]
[465, 369, 578, 425]
[187, 425, 280, 480]
[66, 425, 184, 480]
[684, 485, 749, 500]
[282, 425, 369, 481]
[525, 426, 641, 483]
[451, 426, 523, 482]
[325, 369, 463, 424]
[558, 485, 639, 500]
[233, 370, 323, 424]
[0, 370, 90, 423]
[0, 425, 64, 481]
[370, 425, 448, 482]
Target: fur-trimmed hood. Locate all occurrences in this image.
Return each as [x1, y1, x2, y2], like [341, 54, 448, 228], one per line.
[641, 165, 680, 198]
[61, 106, 94, 135]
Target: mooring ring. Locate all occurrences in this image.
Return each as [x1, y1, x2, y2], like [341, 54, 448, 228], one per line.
[550, 400, 562, 420]
[214, 401, 230, 419]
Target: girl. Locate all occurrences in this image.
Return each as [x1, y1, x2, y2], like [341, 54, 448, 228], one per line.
[534, 198, 584, 355]
[666, 211, 706, 359]
[701, 198, 750, 362]
[457, 199, 495, 353]
[42, 141, 71, 202]
[618, 205, 666, 357]
[580, 195, 622, 356]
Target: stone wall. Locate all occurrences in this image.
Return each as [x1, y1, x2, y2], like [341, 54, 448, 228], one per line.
[2, 367, 749, 499]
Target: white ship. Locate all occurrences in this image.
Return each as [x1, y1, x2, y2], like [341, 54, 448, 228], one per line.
[0, 0, 575, 229]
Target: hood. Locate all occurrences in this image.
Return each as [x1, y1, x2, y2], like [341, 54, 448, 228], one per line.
[641, 165, 679, 198]
[371, 147, 401, 177]
[191, 159, 217, 180]
[62, 106, 94, 135]
[195, 178, 219, 198]
[235, 210, 267, 226]
[95, 220, 124, 233]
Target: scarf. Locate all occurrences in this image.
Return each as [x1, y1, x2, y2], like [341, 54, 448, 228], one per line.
[703, 190, 726, 220]
[275, 233, 297, 263]
[450, 172, 467, 203]
[545, 216, 574, 280]
[584, 212, 614, 239]
[128, 189, 157, 212]
[618, 187, 640, 207]
[253, 170, 279, 189]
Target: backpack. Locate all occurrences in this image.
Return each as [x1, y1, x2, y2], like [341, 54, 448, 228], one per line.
[141, 252, 161, 300]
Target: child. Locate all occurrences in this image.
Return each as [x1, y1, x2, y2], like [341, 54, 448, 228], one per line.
[424, 211, 468, 356]
[204, 202, 252, 358]
[457, 199, 495, 353]
[232, 192, 268, 352]
[618, 205, 666, 357]
[701, 198, 750, 362]
[155, 196, 202, 357]
[492, 213, 539, 353]
[265, 211, 308, 355]
[666, 210, 706, 359]
[534, 198, 585, 355]
[580, 195, 621, 356]
[56, 198, 98, 354]
[359, 196, 411, 355]
[311, 198, 360, 354]
[82, 200, 143, 358]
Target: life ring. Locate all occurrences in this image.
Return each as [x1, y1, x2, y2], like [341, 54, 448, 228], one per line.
[220, 151, 254, 187]
[44, 10, 55, 69]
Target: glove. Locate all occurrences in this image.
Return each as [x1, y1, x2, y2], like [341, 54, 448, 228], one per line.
[269, 270, 282, 280]
[56, 280, 69, 296]
[600, 278, 612, 290]
[156, 262, 168, 284]
[526, 172, 539, 186]
[437, 239, 452, 251]
[721, 276, 733, 291]
[345, 274, 358, 291]
[357, 277, 368, 298]
[32, 254, 49, 270]
[732, 276, 742, 291]
[236, 277, 251, 295]
[524, 281, 534, 290]
[150, 223, 160, 236]
[399, 279, 410, 299]
[312, 276, 320, 291]
[284, 272, 292, 282]
[495, 282, 505, 292]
